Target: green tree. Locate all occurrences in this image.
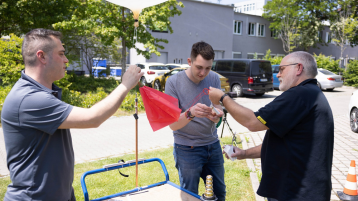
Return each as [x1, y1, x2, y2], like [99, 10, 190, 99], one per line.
[263, 0, 301, 53]
[264, 49, 284, 65]
[54, 0, 183, 77]
[0, 34, 23, 85]
[0, 0, 78, 37]
[343, 60, 358, 86]
[264, 0, 337, 51]
[314, 53, 341, 74]
[331, 0, 358, 69]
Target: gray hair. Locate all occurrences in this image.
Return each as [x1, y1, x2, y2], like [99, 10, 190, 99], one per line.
[287, 51, 317, 78]
[22, 28, 62, 67]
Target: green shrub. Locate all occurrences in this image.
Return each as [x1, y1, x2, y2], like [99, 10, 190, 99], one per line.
[313, 53, 341, 74]
[263, 49, 283, 65]
[0, 34, 23, 85]
[343, 60, 358, 87]
[55, 72, 119, 94]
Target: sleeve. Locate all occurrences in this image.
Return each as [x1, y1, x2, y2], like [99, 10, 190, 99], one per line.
[254, 90, 309, 138]
[165, 75, 180, 108]
[19, 91, 73, 135]
[214, 72, 221, 89]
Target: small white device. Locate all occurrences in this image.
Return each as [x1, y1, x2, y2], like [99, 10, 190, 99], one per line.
[223, 145, 237, 161]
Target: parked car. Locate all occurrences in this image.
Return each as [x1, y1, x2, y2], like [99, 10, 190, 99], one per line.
[137, 62, 170, 87]
[316, 68, 343, 91]
[348, 90, 358, 133]
[211, 59, 273, 97]
[272, 64, 280, 90]
[165, 63, 182, 70]
[152, 67, 230, 93]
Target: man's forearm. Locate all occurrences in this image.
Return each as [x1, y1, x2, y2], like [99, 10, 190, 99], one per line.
[244, 144, 262, 159]
[59, 84, 130, 129]
[169, 111, 191, 131]
[222, 96, 268, 131]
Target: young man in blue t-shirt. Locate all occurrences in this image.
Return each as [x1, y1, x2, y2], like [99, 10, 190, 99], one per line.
[209, 51, 334, 201]
[165, 41, 226, 200]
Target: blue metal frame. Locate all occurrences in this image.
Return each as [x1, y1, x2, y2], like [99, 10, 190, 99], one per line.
[81, 158, 200, 201]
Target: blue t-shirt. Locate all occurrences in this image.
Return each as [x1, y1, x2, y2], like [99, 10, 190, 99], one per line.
[254, 79, 334, 201]
[1, 71, 74, 200]
[165, 70, 221, 146]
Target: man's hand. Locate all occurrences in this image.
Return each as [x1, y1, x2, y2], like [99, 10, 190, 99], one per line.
[209, 87, 225, 105]
[121, 65, 144, 90]
[207, 108, 223, 122]
[190, 103, 212, 118]
[223, 146, 246, 160]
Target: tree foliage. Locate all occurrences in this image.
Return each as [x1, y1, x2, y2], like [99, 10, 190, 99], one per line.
[54, 0, 183, 76]
[0, 0, 77, 37]
[0, 34, 23, 85]
[263, 0, 337, 52]
[313, 53, 341, 74]
[264, 49, 284, 65]
[343, 60, 358, 87]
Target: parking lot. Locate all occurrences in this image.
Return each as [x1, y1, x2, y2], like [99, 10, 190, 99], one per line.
[0, 87, 357, 200]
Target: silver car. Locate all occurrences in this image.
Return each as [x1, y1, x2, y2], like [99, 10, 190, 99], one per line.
[316, 68, 343, 91]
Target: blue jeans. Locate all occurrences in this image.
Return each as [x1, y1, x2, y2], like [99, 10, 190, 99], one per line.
[173, 140, 226, 201]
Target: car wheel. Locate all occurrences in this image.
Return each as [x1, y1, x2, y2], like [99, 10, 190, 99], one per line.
[255, 93, 265, 96]
[154, 80, 161, 91]
[317, 82, 322, 90]
[350, 108, 358, 133]
[140, 77, 146, 86]
[232, 84, 243, 97]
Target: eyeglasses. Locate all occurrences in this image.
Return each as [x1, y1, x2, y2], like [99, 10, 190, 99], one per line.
[278, 63, 304, 74]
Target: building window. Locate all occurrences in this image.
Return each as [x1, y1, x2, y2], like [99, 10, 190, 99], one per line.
[257, 24, 265, 37]
[248, 23, 255, 36]
[257, 53, 264, 59]
[253, 3, 255, 10]
[152, 22, 168, 33]
[247, 53, 254, 59]
[233, 52, 242, 58]
[317, 31, 323, 41]
[234, 21, 242, 34]
[271, 29, 278, 38]
[326, 32, 331, 43]
[244, 5, 246, 11]
[250, 4, 252, 11]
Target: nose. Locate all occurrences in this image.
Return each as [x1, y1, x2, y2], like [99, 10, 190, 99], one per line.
[64, 56, 69, 63]
[277, 71, 281, 78]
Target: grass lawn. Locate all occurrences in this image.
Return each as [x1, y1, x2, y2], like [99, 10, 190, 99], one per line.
[0, 137, 255, 200]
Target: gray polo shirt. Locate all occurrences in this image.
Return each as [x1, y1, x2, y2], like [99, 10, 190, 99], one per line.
[165, 70, 220, 146]
[1, 71, 74, 200]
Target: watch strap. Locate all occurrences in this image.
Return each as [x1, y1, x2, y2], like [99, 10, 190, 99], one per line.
[220, 94, 229, 104]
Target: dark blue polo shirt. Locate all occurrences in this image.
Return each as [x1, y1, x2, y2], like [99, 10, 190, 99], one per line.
[254, 79, 334, 201]
[1, 71, 74, 200]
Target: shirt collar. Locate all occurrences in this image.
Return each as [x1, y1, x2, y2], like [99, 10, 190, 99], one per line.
[297, 78, 317, 87]
[21, 70, 63, 100]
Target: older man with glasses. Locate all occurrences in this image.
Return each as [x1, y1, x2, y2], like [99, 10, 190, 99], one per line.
[209, 51, 334, 201]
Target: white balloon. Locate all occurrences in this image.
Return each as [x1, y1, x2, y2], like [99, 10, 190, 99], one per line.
[106, 0, 168, 20]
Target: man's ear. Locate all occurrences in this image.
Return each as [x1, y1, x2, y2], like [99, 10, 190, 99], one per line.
[296, 63, 304, 75]
[36, 50, 47, 64]
[187, 58, 192, 66]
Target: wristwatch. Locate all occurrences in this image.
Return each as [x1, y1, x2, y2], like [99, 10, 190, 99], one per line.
[219, 94, 229, 106]
[185, 108, 195, 120]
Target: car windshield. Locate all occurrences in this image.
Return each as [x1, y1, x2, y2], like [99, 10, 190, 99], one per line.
[149, 65, 169, 70]
[319, 69, 336, 75]
[251, 62, 271, 76]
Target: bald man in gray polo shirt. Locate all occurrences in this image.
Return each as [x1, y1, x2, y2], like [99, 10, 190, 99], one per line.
[1, 28, 143, 201]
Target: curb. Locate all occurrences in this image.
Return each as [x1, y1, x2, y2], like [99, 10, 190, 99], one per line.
[342, 86, 358, 89]
[240, 135, 265, 201]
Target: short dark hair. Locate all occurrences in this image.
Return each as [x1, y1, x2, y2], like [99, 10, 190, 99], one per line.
[190, 41, 215, 62]
[22, 28, 62, 67]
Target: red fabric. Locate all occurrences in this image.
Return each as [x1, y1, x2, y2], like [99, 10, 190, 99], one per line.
[139, 86, 181, 131]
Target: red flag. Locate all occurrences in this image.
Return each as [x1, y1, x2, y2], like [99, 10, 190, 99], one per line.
[139, 86, 181, 131]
